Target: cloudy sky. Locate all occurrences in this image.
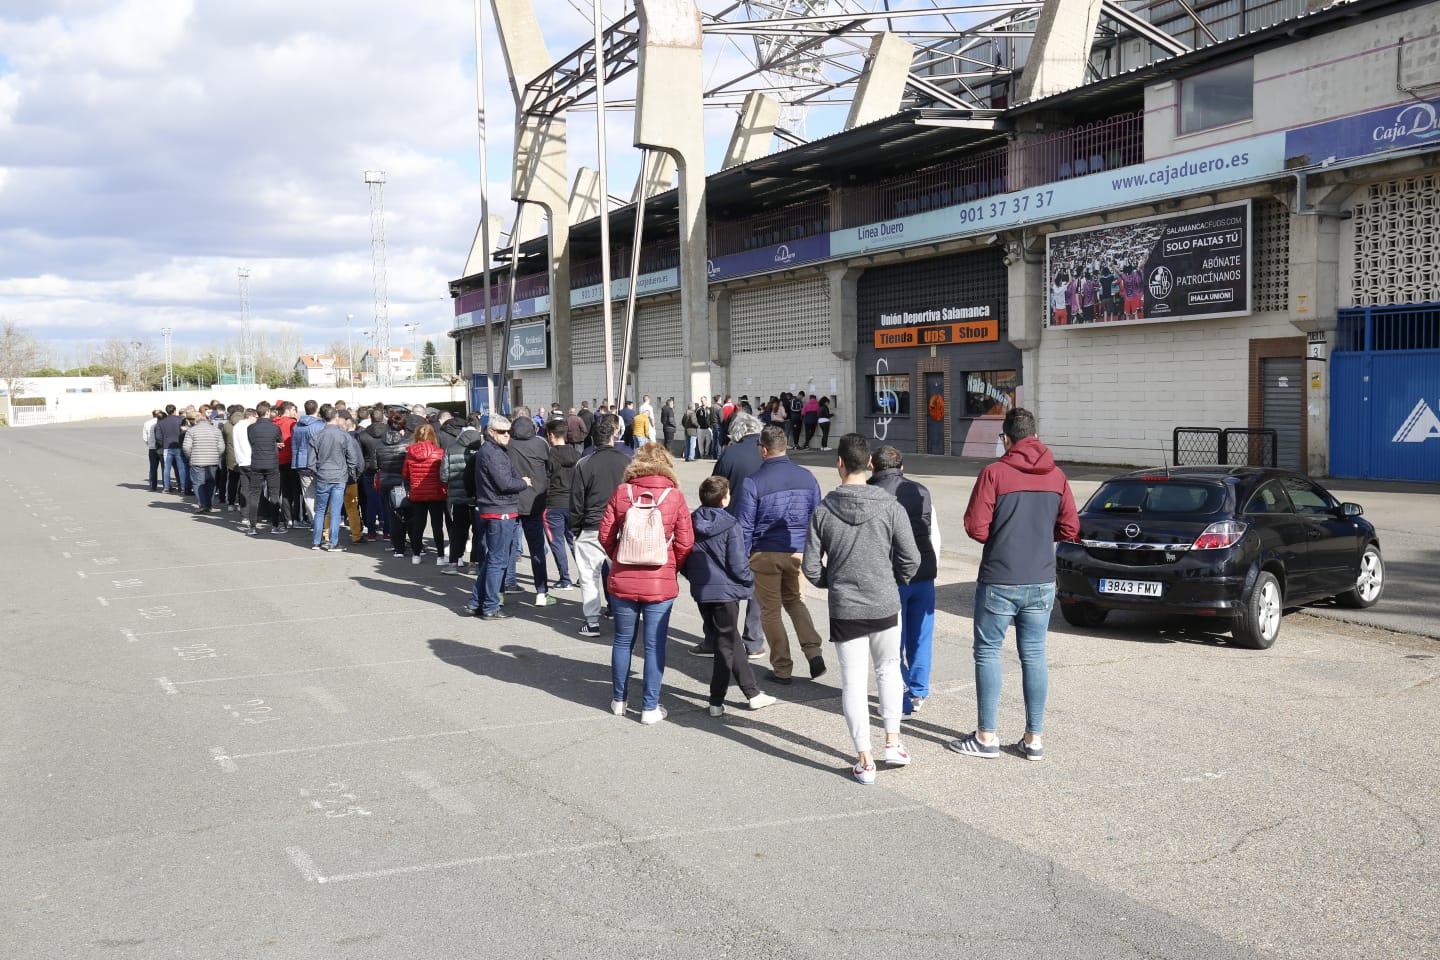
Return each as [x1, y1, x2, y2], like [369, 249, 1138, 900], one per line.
[0, 1, 901, 369]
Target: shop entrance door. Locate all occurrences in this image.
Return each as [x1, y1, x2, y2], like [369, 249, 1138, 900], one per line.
[924, 373, 946, 455]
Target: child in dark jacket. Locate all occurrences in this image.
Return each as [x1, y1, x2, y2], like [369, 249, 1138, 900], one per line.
[684, 477, 778, 716]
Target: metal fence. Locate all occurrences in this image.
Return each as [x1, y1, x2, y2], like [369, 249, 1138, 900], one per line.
[1173, 427, 1278, 467]
[1009, 112, 1144, 187]
[709, 197, 830, 258]
[838, 144, 1010, 228]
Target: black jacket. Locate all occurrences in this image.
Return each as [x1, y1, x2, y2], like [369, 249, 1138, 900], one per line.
[507, 416, 551, 515]
[155, 415, 185, 450]
[712, 436, 764, 517]
[869, 467, 938, 582]
[442, 427, 483, 505]
[570, 445, 630, 531]
[545, 444, 580, 509]
[474, 439, 527, 515]
[356, 421, 389, 473]
[437, 418, 468, 452]
[247, 418, 282, 471]
[375, 432, 411, 491]
[660, 405, 676, 437]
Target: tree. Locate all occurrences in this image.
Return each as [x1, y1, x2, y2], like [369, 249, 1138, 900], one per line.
[0, 319, 43, 425]
[422, 340, 438, 379]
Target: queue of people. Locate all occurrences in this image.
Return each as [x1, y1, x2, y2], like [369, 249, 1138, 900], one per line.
[140, 399, 1077, 785]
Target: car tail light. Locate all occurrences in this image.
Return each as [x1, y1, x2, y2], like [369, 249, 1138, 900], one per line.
[1191, 521, 1247, 550]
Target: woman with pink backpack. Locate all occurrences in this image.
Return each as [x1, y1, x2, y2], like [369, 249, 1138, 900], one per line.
[599, 444, 694, 724]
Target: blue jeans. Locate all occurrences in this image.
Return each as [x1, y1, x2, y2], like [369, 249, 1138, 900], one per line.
[191, 465, 217, 509]
[162, 448, 189, 492]
[470, 515, 518, 614]
[611, 597, 674, 711]
[899, 578, 936, 711]
[543, 508, 572, 586]
[973, 581, 1055, 736]
[684, 435, 697, 460]
[511, 512, 549, 594]
[312, 481, 345, 547]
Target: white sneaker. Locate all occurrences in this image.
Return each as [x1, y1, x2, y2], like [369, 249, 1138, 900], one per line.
[435, 556, 446, 566]
[610, 699, 626, 717]
[534, 593, 554, 607]
[708, 705, 725, 718]
[454, 561, 469, 575]
[883, 741, 912, 766]
[747, 692, 777, 710]
[639, 706, 668, 725]
[411, 555, 422, 565]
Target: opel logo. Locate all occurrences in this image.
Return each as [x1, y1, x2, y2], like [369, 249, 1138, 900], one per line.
[1124, 524, 1141, 538]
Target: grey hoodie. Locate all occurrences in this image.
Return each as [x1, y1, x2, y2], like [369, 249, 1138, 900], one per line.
[802, 483, 920, 622]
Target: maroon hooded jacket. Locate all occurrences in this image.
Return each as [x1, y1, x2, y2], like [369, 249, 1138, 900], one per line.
[963, 436, 1080, 585]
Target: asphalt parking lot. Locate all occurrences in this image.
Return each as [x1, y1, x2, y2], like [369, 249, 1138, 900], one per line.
[2, 420, 1436, 960]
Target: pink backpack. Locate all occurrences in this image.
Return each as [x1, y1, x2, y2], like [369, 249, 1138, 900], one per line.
[616, 484, 673, 566]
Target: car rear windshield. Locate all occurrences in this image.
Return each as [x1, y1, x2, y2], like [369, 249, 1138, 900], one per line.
[1088, 480, 1229, 515]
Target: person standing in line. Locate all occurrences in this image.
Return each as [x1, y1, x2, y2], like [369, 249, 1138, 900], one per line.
[949, 407, 1079, 762]
[356, 404, 389, 542]
[660, 398, 677, 454]
[681, 403, 699, 461]
[803, 433, 920, 784]
[543, 418, 580, 592]
[339, 415, 365, 546]
[570, 415, 630, 636]
[505, 407, 553, 604]
[599, 444, 694, 724]
[735, 424, 825, 685]
[717, 395, 733, 453]
[685, 476, 777, 718]
[705, 411, 767, 659]
[182, 409, 226, 514]
[467, 414, 531, 620]
[788, 392, 804, 447]
[221, 404, 246, 511]
[441, 413, 484, 574]
[638, 395, 655, 438]
[290, 399, 325, 526]
[868, 445, 941, 716]
[242, 402, 283, 536]
[374, 411, 413, 557]
[817, 397, 834, 451]
[142, 409, 163, 492]
[155, 404, 189, 495]
[308, 404, 359, 552]
[801, 393, 820, 450]
[631, 406, 652, 452]
[231, 407, 256, 528]
[618, 400, 637, 448]
[273, 401, 300, 528]
[566, 407, 588, 451]
[694, 398, 713, 460]
[401, 423, 448, 565]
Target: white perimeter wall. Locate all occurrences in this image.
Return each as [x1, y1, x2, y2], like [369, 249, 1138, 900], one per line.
[9, 385, 469, 426]
[1037, 311, 1294, 466]
[726, 346, 848, 406]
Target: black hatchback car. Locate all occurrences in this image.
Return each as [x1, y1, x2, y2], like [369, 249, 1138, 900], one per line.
[1055, 467, 1383, 649]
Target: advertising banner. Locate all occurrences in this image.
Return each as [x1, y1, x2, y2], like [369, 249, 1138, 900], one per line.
[506, 321, 549, 370]
[1044, 200, 1252, 329]
[872, 300, 1000, 348]
[707, 234, 830, 282]
[1286, 96, 1440, 166]
[831, 133, 1285, 258]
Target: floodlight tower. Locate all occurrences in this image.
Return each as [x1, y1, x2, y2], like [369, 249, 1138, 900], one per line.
[161, 327, 174, 392]
[237, 266, 254, 384]
[363, 170, 391, 388]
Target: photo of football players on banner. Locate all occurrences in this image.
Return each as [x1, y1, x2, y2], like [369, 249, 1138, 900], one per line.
[1045, 199, 1252, 329]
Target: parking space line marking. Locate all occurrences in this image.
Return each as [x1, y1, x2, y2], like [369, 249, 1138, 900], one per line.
[210, 747, 238, 773]
[315, 805, 926, 884]
[226, 715, 613, 762]
[120, 629, 138, 643]
[106, 558, 310, 575]
[302, 686, 349, 715]
[97, 596, 110, 607]
[168, 650, 558, 687]
[286, 847, 324, 884]
[156, 677, 178, 695]
[133, 610, 411, 637]
[105, 579, 352, 602]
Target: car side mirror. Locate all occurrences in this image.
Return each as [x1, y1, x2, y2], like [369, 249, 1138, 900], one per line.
[1339, 502, 1363, 518]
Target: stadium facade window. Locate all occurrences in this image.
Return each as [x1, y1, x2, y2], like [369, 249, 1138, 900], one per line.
[963, 369, 1017, 417]
[1178, 60, 1253, 134]
[867, 374, 911, 417]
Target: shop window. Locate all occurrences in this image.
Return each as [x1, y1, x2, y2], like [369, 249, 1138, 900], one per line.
[963, 369, 1016, 417]
[866, 374, 911, 417]
[1178, 60, 1253, 134]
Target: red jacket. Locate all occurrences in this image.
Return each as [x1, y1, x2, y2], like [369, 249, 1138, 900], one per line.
[274, 415, 296, 466]
[599, 471, 694, 602]
[402, 441, 447, 502]
[963, 436, 1080, 585]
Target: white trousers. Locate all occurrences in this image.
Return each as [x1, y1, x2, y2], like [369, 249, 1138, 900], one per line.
[834, 623, 903, 754]
[573, 529, 608, 624]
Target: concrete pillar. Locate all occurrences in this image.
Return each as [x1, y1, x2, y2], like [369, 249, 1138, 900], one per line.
[827, 266, 863, 419]
[570, 167, 600, 225]
[845, 32, 915, 130]
[1287, 180, 1355, 476]
[631, 152, 677, 202]
[1006, 234, 1045, 416]
[489, 0, 572, 408]
[1013, 0, 1104, 103]
[634, 0, 710, 407]
[723, 92, 780, 169]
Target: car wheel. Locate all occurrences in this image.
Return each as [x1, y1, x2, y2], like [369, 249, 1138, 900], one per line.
[1232, 571, 1282, 650]
[1335, 544, 1384, 609]
[1060, 602, 1109, 628]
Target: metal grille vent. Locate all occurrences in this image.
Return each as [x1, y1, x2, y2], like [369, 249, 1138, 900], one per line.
[571, 311, 622, 365]
[732, 279, 830, 352]
[638, 302, 683, 359]
[1252, 198, 1290, 314]
[856, 250, 1008, 337]
[1351, 174, 1440, 307]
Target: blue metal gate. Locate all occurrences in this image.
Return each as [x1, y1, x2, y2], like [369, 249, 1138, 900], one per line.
[1331, 306, 1440, 482]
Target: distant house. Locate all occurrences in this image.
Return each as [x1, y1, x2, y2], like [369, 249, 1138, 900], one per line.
[356, 347, 418, 384]
[293, 355, 350, 388]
